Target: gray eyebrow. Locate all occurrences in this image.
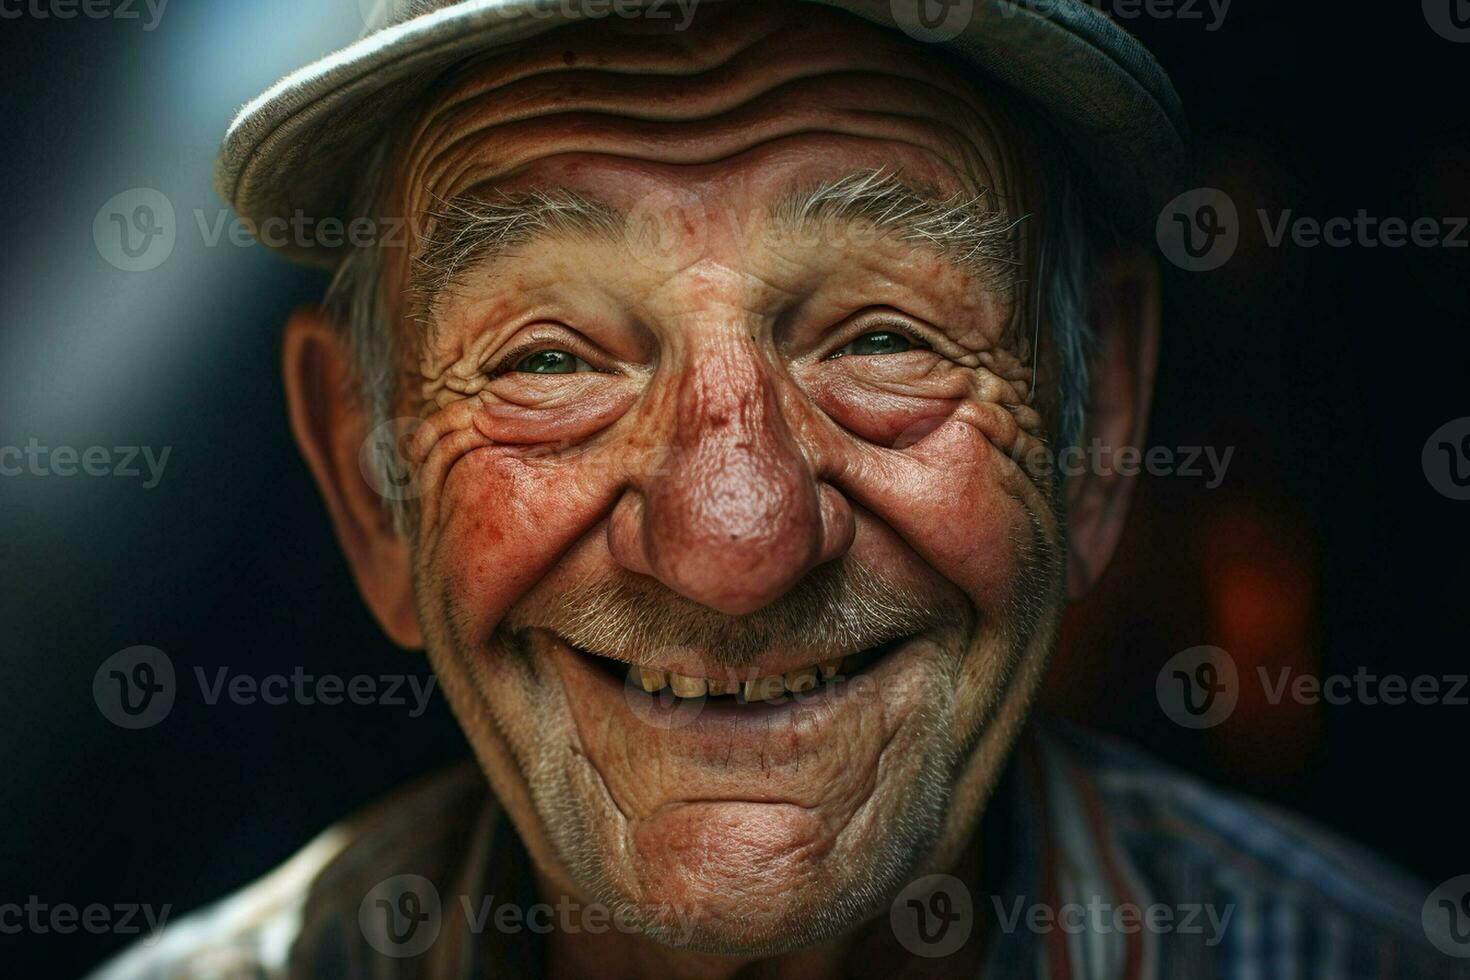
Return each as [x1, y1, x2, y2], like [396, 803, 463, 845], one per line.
[409, 171, 1025, 325]
[410, 189, 623, 324]
[769, 169, 1026, 291]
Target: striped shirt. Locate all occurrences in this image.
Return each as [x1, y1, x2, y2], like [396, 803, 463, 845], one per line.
[88, 722, 1468, 978]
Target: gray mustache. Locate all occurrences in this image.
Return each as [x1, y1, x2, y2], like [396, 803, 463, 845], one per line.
[507, 559, 967, 668]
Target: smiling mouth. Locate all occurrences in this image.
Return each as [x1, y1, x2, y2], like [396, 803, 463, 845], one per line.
[570, 635, 912, 704]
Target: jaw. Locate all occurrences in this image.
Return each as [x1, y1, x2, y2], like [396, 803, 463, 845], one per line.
[412, 510, 1068, 956]
[439, 612, 1046, 954]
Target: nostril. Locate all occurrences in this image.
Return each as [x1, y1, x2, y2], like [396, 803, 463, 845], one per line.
[817, 483, 857, 565]
[606, 490, 656, 578]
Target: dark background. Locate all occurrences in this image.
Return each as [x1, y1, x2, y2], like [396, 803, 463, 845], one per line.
[1, 2, 1466, 975]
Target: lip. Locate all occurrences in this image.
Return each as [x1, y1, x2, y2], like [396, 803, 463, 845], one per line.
[545, 628, 932, 737]
[540, 623, 950, 818]
[555, 636, 912, 688]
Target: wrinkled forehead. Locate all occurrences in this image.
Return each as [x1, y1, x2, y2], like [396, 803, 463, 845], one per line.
[386, 1, 1036, 229]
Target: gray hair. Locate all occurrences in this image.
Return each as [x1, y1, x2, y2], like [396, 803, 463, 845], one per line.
[323, 138, 1100, 529]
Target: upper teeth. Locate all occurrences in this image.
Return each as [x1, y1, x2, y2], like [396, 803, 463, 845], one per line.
[631, 659, 845, 703]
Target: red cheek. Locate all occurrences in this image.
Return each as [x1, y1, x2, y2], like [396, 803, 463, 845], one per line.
[425, 448, 623, 647]
[836, 414, 1029, 617]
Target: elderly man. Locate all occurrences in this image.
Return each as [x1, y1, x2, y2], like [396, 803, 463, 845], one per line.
[93, 1, 1459, 978]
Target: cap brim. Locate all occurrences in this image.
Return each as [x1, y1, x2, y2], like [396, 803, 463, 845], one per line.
[217, 0, 1186, 268]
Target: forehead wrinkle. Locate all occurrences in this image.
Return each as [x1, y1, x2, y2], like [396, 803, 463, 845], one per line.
[398, 4, 785, 183]
[395, 4, 1000, 211]
[404, 18, 980, 178]
[408, 67, 1002, 209]
[409, 106, 1004, 222]
[405, 0, 966, 132]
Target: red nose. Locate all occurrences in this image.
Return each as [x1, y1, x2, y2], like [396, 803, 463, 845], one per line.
[607, 344, 853, 615]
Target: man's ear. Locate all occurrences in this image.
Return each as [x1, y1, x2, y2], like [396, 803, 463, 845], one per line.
[1064, 243, 1161, 599]
[281, 306, 422, 648]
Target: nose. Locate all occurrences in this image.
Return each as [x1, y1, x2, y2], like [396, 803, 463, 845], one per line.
[608, 342, 853, 616]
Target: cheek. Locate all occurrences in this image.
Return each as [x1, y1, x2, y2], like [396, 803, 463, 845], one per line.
[856, 418, 1025, 613]
[410, 389, 636, 644]
[808, 367, 1047, 616]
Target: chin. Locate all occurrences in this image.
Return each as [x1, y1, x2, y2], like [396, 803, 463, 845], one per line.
[513, 637, 975, 955]
[583, 805, 949, 956]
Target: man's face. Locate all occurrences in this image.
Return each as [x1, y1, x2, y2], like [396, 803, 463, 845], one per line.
[389, 2, 1063, 953]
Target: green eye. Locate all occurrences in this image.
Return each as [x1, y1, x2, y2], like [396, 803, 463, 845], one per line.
[834, 330, 918, 358]
[513, 349, 589, 374]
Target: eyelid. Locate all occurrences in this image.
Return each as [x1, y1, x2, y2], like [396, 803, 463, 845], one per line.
[487, 326, 609, 378]
[824, 315, 937, 360]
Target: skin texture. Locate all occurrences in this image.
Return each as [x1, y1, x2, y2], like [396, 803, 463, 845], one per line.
[281, 3, 1160, 977]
